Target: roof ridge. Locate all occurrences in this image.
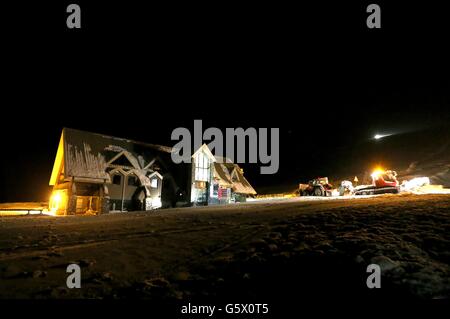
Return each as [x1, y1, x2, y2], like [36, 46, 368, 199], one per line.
[64, 127, 172, 153]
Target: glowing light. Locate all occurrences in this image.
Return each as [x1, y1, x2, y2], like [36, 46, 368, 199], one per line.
[52, 192, 62, 204]
[374, 133, 393, 140]
[49, 190, 67, 215]
[43, 209, 57, 216]
[371, 168, 385, 179]
[151, 197, 162, 209]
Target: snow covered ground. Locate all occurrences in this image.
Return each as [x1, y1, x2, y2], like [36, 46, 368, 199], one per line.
[0, 194, 449, 300]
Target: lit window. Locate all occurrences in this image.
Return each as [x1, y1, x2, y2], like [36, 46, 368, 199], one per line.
[195, 152, 209, 182]
[151, 178, 158, 188]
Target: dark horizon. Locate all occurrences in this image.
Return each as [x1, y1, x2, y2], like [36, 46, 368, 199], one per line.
[1, 1, 450, 202]
[1, 107, 449, 203]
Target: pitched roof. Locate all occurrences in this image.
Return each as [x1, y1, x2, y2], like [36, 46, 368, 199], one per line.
[213, 163, 233, 187]
[192, 144, 216, 161]
[214, 156, 234, 164]
[213, 162, 257, 195]
[50, 128, 173, 185]
[193, 144, 257, 195]
[231, 165, 257, 195]
[50, 130, 258, 196]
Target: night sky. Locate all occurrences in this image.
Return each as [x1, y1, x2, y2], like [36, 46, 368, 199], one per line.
[1, 1, 449, 202]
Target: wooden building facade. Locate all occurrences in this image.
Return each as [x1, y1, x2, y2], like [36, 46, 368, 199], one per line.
[49, 130, 257, 215]
[49, 128, 191, 215]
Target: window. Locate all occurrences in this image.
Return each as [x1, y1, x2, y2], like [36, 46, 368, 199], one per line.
[194, 152, 209, 182]
[212, 183, 219, 197]
[128, 175, 138, 186]
[151, 178, 158, 188]
[112, 174, 122, 185]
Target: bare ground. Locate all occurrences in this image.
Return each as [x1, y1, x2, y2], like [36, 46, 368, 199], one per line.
[0, 194, 449, 300]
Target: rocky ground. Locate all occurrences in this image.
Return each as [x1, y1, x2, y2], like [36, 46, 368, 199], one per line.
[0, 194, 449, 303]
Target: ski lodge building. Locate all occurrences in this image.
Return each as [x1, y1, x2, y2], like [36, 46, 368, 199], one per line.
[49, 128, 256, 215]
[190, 144, 256, 205]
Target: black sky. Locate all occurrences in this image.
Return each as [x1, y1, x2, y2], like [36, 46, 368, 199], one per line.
[1, 1, 449, 201]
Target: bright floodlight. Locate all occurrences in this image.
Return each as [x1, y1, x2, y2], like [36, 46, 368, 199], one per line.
[374, 133, 392, 140]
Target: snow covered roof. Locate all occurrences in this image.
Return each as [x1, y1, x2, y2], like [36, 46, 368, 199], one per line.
[214, 155, 234, 164]
[50, 128, 173, 185]
[49, 130, 258, 196]
[213, 162, 257, 195]
[192, 144, 257, 195]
